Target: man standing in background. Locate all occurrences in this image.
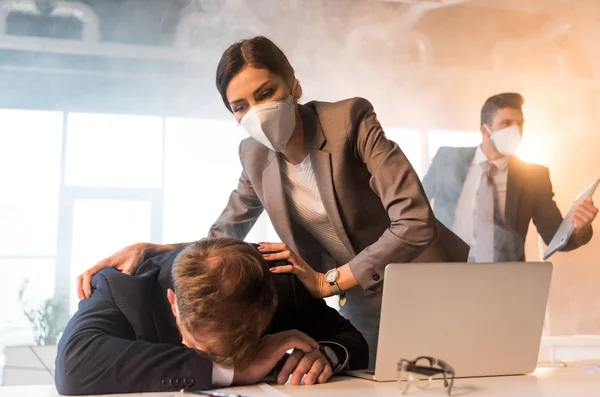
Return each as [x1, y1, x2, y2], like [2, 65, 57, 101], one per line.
[422, 93, 598, 262]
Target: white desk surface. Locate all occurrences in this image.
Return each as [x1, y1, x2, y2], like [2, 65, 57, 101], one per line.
[2, 361, 599, 397]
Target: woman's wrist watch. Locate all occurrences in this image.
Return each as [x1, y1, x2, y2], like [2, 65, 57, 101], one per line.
[325, 268, 347, 306]
[324, 268, 342, 294]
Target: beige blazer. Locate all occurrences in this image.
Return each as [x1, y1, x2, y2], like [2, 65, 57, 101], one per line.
[209, 97, 467, 290]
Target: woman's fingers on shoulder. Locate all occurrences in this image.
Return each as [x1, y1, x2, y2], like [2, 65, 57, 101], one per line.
[262, 250, 291, 261]
[75, 247, 139, 299]
[258, 242, 288, 252]
[76, 274, 86, 300]
[121, 264, 135, 275]
[81, 271, 94, 299]
[269, 264, 294, 274]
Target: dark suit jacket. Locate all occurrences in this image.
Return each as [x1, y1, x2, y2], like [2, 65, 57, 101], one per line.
[422, 146, 593, 261]
[209, 97, 468, 291]
[55, 250, 369, 395]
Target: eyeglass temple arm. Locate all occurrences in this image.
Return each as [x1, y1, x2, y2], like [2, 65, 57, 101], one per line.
[416, 357, 455, 396]
[436, 358, 455, 375]
[414, 356, 455, 374]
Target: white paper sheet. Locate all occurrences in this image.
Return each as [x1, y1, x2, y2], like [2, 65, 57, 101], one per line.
[185, 382, 289, 397]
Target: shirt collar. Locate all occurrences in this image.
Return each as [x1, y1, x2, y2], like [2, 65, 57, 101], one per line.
[473, 145, 509, 171]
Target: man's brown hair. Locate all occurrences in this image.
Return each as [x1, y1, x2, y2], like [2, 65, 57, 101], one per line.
[480, 92, 524, 127]
[172, 238, 278, 367]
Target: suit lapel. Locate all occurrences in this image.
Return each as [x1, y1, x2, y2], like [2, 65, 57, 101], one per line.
[447, 147, 476, 225]
[151, 295, 181, 345]
[109, 268, 165, 343]
[151, 261, 182, 345]
[309, 150, 356, 255]
[301, 105, 356, 256]
[505, 156, 523, 229]
[457, 147, 476, 187]
[262, 153, 300, 253]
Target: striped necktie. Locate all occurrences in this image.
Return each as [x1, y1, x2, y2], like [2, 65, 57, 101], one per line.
[473, 161, 497, 262]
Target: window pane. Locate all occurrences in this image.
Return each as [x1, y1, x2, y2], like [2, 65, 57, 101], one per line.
[65, 113, 163, 188]
[384, 128, 423, 177]
[516, 132, 549, 166]
[427, 130, 482, 163]
[0, 259, 56, 351]
[69, 199, 151, 313]
[245, 212, 281, 244]
[0, 110, 62, 256]
[164, 118, 278, 243]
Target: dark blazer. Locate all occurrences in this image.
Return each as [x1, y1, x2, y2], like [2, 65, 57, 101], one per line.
[55, 250, 369, 395]
[422, 146, 593, 261]
[209, 97, 470, 291]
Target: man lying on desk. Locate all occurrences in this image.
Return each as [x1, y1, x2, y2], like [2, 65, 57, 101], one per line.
[55, 238, 368, 395]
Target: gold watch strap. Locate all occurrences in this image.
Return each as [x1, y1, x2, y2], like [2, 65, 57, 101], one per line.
[328, 281, 342, 295]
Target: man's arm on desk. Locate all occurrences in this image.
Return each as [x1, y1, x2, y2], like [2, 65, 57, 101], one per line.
[267, 277, 369, 386]
[292, 277, 369, 371]
[55, 274, 213, 395]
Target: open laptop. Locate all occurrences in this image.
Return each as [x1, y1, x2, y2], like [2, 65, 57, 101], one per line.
[346, 262, 553, 381]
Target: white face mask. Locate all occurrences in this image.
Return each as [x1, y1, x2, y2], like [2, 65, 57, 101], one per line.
[240, 80, 297, 152]
[486, 124, 522, 156]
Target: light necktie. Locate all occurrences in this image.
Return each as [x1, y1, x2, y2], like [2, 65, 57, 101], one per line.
[473, 161, 497, 262]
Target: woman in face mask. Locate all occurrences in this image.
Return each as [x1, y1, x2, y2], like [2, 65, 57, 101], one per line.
[76, 36, 439, 365]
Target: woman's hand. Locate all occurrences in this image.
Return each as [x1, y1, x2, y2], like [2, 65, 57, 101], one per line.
[76, 242, 172, 300]
[258, 242, 329, 299]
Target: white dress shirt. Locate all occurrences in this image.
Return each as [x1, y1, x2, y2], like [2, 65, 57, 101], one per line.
[281, 155, 352, 265]
[212, 363, 234, 387]
[451, 146, 509, 252]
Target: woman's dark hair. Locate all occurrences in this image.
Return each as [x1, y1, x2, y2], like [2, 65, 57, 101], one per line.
[216, 36, 295, 112]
